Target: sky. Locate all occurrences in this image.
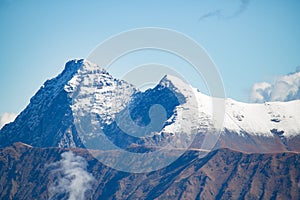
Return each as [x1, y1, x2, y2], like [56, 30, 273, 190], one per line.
[0, 0, 300, 124]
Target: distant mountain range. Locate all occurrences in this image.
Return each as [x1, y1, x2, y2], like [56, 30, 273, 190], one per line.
[0, 59, 299, 199]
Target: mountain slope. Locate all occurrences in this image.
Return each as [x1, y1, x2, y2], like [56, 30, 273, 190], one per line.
[0, 143, 299, 200]
[0, 59, 136, 148]
[0, 60, 83, 148]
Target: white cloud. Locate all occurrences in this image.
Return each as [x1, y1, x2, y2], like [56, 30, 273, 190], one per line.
[49, 151, 95, 200]
[0, 112, 17, 129]
[250, 67, 300, 102]
[250, 82, 272, 103]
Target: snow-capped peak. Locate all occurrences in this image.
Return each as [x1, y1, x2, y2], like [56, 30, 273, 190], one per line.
[0, 59, 137, 148]
[157, 74, 214, 136]
[64, 59, 136, 125]
[158, 74, 300, 138]
[159, 74, 199, 103]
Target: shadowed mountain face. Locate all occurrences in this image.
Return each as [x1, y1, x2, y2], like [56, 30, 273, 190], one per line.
[0, 143, 299, 200]
[0, 60, 84, 148]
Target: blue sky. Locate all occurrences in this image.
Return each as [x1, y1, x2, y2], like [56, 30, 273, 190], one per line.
[0, 0, 300, 117]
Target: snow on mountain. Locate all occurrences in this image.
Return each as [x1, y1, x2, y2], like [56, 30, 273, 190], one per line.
[157, 74, 300, 152]
[159, 75, 214, 137]
[64, 59, 136, 124]
[0, 59, 299, 152]
[160, 74, 300, 138]
[63, 59, 137, 147]
[223, 98, 300, 137]
[0, 59, 136, 148]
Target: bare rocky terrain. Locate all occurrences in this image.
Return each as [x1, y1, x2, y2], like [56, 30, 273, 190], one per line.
[0, 142, 299, 200]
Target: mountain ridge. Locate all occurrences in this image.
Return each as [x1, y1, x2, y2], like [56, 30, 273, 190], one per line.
[0, 59, 299, 153]
[1, 142, 299, 200]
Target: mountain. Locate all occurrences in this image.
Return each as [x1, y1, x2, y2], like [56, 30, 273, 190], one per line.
[0, 59, 299, 153]
[0, 59, 136, 148]
[0, 142, 299, 200]
[0, 59, 300, 200]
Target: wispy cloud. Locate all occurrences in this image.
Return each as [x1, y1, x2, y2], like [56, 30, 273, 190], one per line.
[250, 67, 300, 102]
[230, 0, 251, 18]
[48, 151, 95, 200]
[199, 9, 223, 21]
[199, 0, 250, 21]
[0, 112, 17, 129]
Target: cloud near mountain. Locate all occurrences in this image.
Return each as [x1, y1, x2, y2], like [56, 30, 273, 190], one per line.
[48, 151, 95, 200]
[0, 112, 17, 129]
[250, 67, 300, 102]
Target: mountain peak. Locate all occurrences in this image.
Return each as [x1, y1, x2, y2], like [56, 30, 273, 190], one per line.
[60, 59, 108, 88]
[158, 74, 196, 100]
[63, 59, 102, 72]
[63, 59, 84, 71]
[0, 59, 134, 148]
[159, 74, 188, 90]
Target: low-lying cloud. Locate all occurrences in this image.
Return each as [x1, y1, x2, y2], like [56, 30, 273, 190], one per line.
[0, 112, 17, 129]
[48, 151, 95, 200]
[250, 67, 300, 102]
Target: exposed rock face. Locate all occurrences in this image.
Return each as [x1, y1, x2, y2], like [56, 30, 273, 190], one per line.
[0, 143, 299, 200]
[0, 60, 84, 148]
